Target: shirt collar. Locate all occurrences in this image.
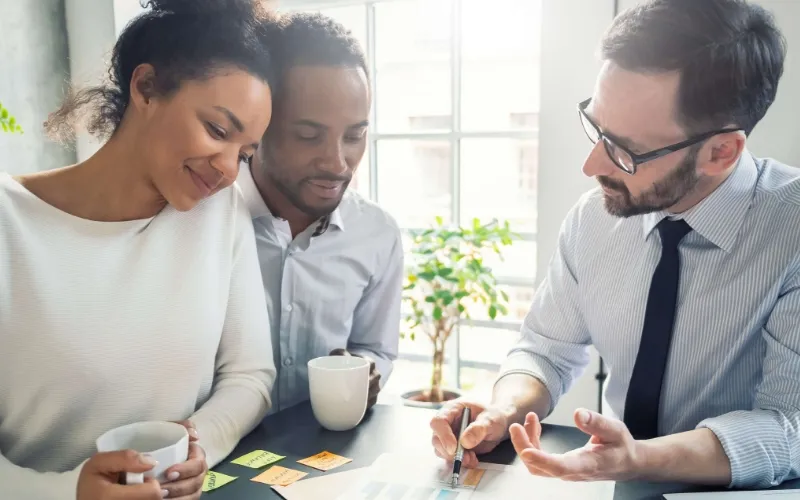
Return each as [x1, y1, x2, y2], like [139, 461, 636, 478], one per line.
[236, 163, 345, 234]
[641, 152, 759, 252]
[236, 163, 272, 219]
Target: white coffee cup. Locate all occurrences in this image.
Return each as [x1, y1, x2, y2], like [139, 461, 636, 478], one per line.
[308, 355, 370, 431]
[96, 421, 189, 485]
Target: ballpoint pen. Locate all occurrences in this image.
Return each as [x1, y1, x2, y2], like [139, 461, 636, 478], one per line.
[450, 407, 471, 488]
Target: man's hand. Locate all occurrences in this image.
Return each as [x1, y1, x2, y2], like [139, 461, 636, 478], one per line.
[77, 450, 164, 500]
[160, 419, 207, 499]
[430, 400, 515, 469]
[330, 348, 381, 409]
[511, 408, 644, 482]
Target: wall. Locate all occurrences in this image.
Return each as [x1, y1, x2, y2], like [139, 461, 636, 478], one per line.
[614, 0, 800, 166]
[65, 0, 120, 162]
[0, 0, 76, 174]
[746, 0, 800, 166]
[534, 0, 615, 425]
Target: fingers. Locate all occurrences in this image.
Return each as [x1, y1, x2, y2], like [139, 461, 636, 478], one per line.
[85, 450, 158, 475]
[509, 423, 534, 457]
[460, 419, 490, 450]
[329, 348, 348, 357]
[520, 447, 589, 479]
[430, 404, 464, 457]
[574, 409, 625, 443]
[431, 435, 480, 470]
[162, 444, 206, 498]
[161, 473, 204, 499]
[173, 420, 199, 442]
[523, 412, 542, 449]
[104, 480, 164, 500]
[164, 443, 206, 482]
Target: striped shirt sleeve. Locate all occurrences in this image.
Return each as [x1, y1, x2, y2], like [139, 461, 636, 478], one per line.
[697, 267, 800, 488]
[497, 201, 593, 415]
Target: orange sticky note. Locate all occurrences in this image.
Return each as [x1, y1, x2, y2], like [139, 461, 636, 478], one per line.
[462, 468, 486, 487]
[297, 451, 352, 471]
[251, 466, 308, 486]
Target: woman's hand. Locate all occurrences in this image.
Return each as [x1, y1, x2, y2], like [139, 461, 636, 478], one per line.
[77, 450, 164, 500]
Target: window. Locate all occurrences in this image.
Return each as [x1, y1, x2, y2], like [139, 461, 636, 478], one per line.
[282, 0, 542, 398]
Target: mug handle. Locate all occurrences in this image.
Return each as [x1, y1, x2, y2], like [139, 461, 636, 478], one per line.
[125, 472, 145, 485]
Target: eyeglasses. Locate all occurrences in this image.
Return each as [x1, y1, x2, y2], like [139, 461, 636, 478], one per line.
[577, 98, 742, 175]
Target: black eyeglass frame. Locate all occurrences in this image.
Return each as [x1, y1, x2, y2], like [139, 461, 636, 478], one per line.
[577, 98, 742, 175]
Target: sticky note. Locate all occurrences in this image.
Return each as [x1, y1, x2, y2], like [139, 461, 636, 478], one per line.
[202, 471, 237, 492]
[231, 450, 285, 468]
[462, 468, 486, 487]
[297, 451, 353, 471]
[251, 465, 308, 486]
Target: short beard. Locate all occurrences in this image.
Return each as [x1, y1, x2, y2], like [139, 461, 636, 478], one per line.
[260, 145, 349, 220]
[598, 149, 700, 218]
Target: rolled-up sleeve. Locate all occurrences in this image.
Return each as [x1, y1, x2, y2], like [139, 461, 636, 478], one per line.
[497, 202, 592, 416]
[697, 269, 800, 488]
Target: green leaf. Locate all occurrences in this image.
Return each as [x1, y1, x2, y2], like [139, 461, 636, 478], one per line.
[1, 108, 8, 119]
[410, 332, 416, 341]
[500, 290, 509, 302]
[457, 304, 466, 313]
[488, 305, 498, 320]
[438, 267, 453, 277]
[454, 291, 469, 299]
[425, 296, 436, 303]
[433, 306, 443, 320]
[417, 271, 436, 281]
[435, 215, 444, 226]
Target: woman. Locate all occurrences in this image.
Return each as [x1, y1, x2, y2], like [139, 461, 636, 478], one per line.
[0, 1, 278, 498]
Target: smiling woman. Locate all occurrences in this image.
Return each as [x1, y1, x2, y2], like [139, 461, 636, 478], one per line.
[0, 1, 282, 499]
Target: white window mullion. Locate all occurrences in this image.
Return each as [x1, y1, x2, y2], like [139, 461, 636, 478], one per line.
[366, 1, 379, 202]
[450, 0, 463, 389]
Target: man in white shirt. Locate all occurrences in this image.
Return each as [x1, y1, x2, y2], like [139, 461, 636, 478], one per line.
[238, 12, 403, 414]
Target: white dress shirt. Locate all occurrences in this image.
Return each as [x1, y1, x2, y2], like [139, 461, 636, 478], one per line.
[237, 165, 403, 412]
[500, 153, 800, 488]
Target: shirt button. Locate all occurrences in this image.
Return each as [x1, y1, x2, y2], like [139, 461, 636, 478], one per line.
[284, 304, 293, 312]
[283, 358, 293, 367]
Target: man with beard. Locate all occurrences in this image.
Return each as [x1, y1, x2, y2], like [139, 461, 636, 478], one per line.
[430, 0, 800, 489]
[237, 13, 402, 414]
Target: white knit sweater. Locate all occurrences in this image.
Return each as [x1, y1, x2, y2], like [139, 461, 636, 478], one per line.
[0, 173, 276, 499]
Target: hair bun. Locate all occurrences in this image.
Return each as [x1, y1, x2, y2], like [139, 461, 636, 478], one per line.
[141, 0, 263, 17]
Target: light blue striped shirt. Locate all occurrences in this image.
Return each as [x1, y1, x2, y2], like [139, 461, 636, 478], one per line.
[500, 152, 800, 488]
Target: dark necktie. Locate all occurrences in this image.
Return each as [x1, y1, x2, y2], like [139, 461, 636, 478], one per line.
[623, 218, 692, 440]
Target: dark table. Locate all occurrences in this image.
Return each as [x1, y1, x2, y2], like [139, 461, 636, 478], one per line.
[206, 403, 800, 499]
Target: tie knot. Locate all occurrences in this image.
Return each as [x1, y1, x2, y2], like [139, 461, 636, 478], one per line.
[657, 218, 692, 248]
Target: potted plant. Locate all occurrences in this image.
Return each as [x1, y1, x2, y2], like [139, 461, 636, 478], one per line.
[0, 101, 23, 134]
[401, 216, 517, 408]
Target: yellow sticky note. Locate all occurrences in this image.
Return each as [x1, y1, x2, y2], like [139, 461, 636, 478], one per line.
[251, 465, 308, 486]
[297, 451, 352, 471]
[202, 471, 237, 492]
[231, 450, 285, 469]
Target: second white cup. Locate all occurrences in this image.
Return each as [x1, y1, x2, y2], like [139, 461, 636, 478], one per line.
[96, 421, 189, 484]
[308, 355, 370, 431]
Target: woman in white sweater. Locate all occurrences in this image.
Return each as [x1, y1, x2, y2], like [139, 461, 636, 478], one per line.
[0, 1, 278, 499]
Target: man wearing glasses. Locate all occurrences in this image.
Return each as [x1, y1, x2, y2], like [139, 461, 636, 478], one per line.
[431, 0, 800, 489]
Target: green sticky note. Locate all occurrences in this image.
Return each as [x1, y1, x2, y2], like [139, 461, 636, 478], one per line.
[202, 471, 237, 492]
[231, 449, 285, 469]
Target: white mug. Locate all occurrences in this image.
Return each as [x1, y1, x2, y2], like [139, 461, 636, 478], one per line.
[96, 421, 189, 485]
[308, 355, 370, 431]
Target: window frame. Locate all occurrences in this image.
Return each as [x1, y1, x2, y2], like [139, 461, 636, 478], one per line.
[280, 0, 544, 382]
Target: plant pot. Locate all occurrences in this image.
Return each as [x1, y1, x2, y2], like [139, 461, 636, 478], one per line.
[400, 388, 462, 409]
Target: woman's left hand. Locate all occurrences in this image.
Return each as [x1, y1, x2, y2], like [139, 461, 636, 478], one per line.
[160, 420, 206, 499]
